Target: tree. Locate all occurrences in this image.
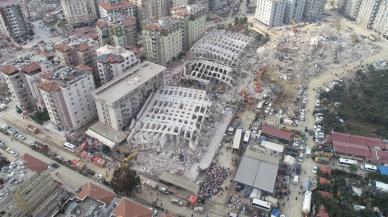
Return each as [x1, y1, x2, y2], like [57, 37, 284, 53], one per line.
[234, 17, 238, 25]
[110, 165, 140, 196]
[348, 164, 357, 174]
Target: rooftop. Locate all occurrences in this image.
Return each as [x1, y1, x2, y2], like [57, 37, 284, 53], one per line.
[171, 4, 205, 17]
[234, 148, 280, 193]
[93, 61, 165, 104]
[86, 121, 128, 149]
[99, 1, 134, 11]
[143, 17, 180, 32]
[0, 65, 19, 75]
[261, 125, 293, 142]
[76, 182, 116, 206]
[21, 62, 41, 75]
[39, 66, 91, 90]
[159, 172, 200, 194]
[21, 154, 48, 173]
[112, 198, 152, 217]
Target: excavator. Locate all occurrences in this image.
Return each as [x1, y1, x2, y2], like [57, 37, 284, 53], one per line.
[240, 88, 254, 104]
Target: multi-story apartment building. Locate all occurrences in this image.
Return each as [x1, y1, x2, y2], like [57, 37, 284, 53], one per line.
[373, 0, 388, 39]
[0, 171, 59, 217]
[21, 62, 46, 111]
[99, 0, 137, 22]
[171, 4, 206, 51]
[0, 65, 35, 113]
[0, 4, 32, 41]
[303, 0, 326, 21]
[39, 66, 97, 131]
[61, 0, 98, 27]
[55, 42, 96, 70]
[255, 0, 287, 27]
[132, 0, 170, 21]
[356, 0, 382, 28]
[188, 0, 209, 11]
[96, 45, 140, 84]
[96, 16, 137, 49]
[343, 0, 362, 19]
[142, 17, 183, 65]
[284, 0, 306, 23]
[209, 0, 228, 10]
[93, 61, 165, 130]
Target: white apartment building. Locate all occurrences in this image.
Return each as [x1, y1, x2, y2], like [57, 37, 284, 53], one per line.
[39, 66, 97, 131]
[93, 61, 165, 130]
[284, 0, 306, 23]
[255, 0, 287, 27]
[0, 65, 35, 113]
[0, 4, 32, 41]
[96, 45, 140, 84]
[373, 0, 388, 38]
[170, 0, 188, 7]
[132, 0, 170, 21]
[171, 4, 206, 51]
[303, 0, 326, 21]
[61, 0, 98, 27]
[343, 0, 362, 19]
[21, 62, 46, 111]
[356, 0, 382, 28]
[142, 18, 183, 66]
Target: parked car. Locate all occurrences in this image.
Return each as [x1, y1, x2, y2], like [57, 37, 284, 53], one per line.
[296, 163, 302, 175]
[170, 198, 184, 206]
[312, 165, 318, 174]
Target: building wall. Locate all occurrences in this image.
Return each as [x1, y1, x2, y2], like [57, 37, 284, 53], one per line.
[0, 4, 31, 40]
[255, 0, 287, 27]
[170, 0, 188, 7]
[134, 0, 170, 21]
[24, 73, 46, 111]
[3, 72, 35, 112]
[61, 0, 98, 26]
[284, 0, 306, 23]
[343, 0, 362, 19]
[303, 0, 326, 21]
[373, 1, 388, 38]
[188, 0, 209, 11]
[186, 13, 206, 49]
[356, 0, 382, 28]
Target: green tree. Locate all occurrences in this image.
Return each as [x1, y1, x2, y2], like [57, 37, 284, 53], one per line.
[348, 164, 357, 174]
[234, 17, 238, 25]
[110, 165, 140, 196]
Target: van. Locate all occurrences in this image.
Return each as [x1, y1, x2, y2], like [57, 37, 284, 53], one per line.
[293, 175, 299, 185]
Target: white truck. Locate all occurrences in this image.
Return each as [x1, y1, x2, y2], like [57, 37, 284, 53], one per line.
[302, 191, 312, 215]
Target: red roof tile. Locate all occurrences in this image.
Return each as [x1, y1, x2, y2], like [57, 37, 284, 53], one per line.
[319, 191, 333, 199]
[22, 62, 41, 74]
[331, 132, 387, 149]
[112, 198, 152, 217]
[76, 182, 116, 206]
[76, 43, 91, 52]
[55, 44, 71, 53]
[0, 65, 19, 75]
[96, 19, 108, 28]
[319, 165, 332, 175]
[39, 81, 60, 92]
[21, 154, 48, 173]
[319, 177, 331, 185]
[261, 125, 293, 141]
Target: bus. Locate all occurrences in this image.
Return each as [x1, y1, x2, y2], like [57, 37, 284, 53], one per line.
[243, 130, 251, 143]
[63, 142, 76, 152]
[338, 158, 358, 167]
[252, 198, 271, 212]
[361, 163, 377, 172]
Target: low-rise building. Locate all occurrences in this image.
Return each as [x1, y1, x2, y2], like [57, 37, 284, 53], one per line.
[142, 17, 183, 65]
[39, 66, 97, 131]
[96, 45, 140, 84]
[171, 4, 206, 51]
[93, 61, 165, 130]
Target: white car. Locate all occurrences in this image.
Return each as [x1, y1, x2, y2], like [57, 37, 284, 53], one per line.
[312, 165, 318, 174]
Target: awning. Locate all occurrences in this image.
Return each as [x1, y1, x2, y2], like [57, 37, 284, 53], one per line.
[86, 129, 116, 149]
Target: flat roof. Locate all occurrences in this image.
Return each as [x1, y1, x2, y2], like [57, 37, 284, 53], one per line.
[234, 149, 280, 193]
[86, 121, 128, 149]
[159, 172, 199, 194]
[260, 140, 284, 153]
[93, 61, 165, 105]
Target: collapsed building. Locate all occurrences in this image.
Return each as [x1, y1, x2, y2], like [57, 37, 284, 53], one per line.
[181, 59, 234, 86]
[129, 86, 211, 150]
[189, 30, 255, 67]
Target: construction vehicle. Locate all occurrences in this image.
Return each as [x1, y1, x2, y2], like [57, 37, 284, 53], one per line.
[31, 141, 48, 153]
[240, 88, 253, 104]
[122, 150, 139, 164]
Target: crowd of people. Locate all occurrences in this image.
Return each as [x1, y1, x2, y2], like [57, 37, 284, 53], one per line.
[198, 166, 228, 200]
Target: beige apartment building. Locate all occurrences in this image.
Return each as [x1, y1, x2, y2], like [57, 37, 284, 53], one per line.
[132, 0, 170, 21]
[171, 4, 206, 51]
[142, 17, 183, 66]
[61, 0, 98, 27]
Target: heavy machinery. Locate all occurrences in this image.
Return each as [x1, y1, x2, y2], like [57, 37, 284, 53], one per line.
[122, 150, 139, 164]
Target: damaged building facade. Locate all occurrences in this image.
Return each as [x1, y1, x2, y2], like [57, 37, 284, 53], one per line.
[129, 86, 211, 150]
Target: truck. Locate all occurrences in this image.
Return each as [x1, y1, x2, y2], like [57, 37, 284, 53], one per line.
[232, 128, 243, 150]
[26, 125, 39, 134]
[302, 191, 312, 215]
